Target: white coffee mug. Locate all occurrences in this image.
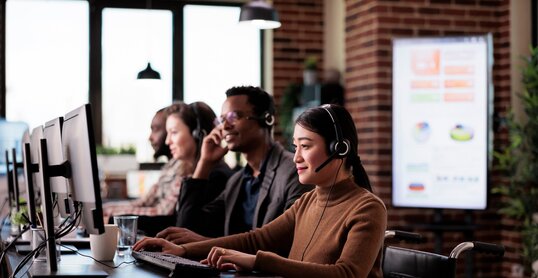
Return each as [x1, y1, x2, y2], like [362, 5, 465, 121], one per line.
[89, 224, 119, 261]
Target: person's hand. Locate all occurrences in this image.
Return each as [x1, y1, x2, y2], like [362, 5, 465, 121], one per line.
[200, 127, 229, 164]
[201, 246, 256, 271]
[156, 227, 210, 244]
[132, 237, 185, 256]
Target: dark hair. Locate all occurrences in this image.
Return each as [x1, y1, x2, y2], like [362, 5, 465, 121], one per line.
[225, 86, 275, 130]
[295, 104, 372, 192]
[164, 101, 217, 156]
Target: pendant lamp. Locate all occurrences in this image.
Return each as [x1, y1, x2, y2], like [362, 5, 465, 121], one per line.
[239, 0, 281, 29]
[137, 62, 161, 79]
[137, 0, 161, 80]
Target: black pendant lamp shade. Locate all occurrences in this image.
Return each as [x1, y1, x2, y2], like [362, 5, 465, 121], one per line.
[137, 63, 161, 80]
[239, 0, 281, 29]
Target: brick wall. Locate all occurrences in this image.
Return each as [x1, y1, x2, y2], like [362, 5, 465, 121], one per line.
[272, 0, 324, 132]
[272, 0, 515, 276]
[344, 0, 513, 277]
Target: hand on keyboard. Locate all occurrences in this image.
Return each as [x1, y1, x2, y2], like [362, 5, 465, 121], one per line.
[156, 227, 209, 244]
[202, 246, 256, 272]
[133, 237, 186, 257]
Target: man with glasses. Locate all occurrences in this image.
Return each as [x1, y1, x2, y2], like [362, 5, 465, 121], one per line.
[155, 86, 312, 244]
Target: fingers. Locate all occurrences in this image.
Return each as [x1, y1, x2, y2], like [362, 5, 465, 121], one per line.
[156, 227, 180, 239]
[206, 247, 227, 268]
[206, 128, 223, 145]
[132, 237, 165, 251]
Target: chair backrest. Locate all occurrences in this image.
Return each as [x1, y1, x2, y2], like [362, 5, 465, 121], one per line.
[383, 246, 455, 278]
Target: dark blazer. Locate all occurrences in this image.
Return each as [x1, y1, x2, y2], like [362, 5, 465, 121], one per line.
[176, 143, 312, 237]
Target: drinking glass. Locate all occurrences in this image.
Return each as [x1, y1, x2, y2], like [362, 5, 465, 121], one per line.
[113, 215, 138, 257]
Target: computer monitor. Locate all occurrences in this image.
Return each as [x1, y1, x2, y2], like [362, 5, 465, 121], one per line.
[62, 104, 104, 236]
[43, 117, 74, 218]
[21, 130, 39, 228]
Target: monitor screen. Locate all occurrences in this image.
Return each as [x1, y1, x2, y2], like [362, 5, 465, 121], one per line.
[43, 117, 74, 217]
[392, 35, 493, 210]
[62, 104, 104, 235]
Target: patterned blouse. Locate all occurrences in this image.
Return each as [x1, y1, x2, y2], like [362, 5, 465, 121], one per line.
[103, 159, 193, 218]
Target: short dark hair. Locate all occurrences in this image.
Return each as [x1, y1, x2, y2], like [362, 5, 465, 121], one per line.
[225, 86, 275, 129]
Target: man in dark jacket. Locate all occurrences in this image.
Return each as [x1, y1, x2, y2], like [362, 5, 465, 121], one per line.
[156, 86, 312, 244]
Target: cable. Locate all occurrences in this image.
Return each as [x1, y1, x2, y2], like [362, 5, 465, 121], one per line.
[9, 234, 46, 278]
[58, 244, 136, 269]
[300, 159, 344, 261]
[0, 225, 31, 266]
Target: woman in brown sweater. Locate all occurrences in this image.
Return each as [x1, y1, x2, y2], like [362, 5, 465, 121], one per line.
[133, 104, 387, 278]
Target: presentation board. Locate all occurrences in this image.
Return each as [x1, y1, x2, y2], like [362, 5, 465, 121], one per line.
[392, 35, 493, 210]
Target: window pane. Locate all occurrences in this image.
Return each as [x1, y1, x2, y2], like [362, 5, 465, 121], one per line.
[183, 5, 261, 115]
[6, 0, 89, 129]
[102, 8, 173, 162]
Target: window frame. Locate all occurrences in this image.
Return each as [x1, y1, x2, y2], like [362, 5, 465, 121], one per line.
[0, 0, 264, 145]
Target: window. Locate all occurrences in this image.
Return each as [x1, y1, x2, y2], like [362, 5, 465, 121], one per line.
[5, 0, 88, 129]
[102, 8, 173, 161]
[183, 4, 261, 115]
[3, 1, 263, 162]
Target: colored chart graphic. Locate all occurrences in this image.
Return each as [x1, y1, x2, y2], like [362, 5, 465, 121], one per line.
[450, 124, 474, 141]
[413, 122, 431, 142]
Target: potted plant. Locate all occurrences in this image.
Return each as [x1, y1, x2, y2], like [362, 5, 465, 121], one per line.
[11, 204, 38, 241]
[494, 46, 538, 277]
[96, 145, 138, 177]
[303, 55, 318, 85]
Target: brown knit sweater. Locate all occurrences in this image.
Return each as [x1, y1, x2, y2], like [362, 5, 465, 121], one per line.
[182, 178, 387, 278]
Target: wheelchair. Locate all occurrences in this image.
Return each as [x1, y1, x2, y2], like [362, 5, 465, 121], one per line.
[382, 230, 505, 278]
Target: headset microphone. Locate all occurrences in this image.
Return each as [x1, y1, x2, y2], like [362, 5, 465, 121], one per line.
[314, 105, 350, 173]
[315, 151, 339, 173]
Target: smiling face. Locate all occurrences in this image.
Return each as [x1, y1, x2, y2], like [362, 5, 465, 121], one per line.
[219, 95, 266, 153]
[165, 114, 197, 162]
[293, 124, 345, 188]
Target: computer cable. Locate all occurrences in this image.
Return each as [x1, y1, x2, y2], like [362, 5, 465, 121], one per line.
[9, 208, 80, 278]
[300, 159, 344, 261]
[10, 239, 46, 278]
[58, 243, 136, 269]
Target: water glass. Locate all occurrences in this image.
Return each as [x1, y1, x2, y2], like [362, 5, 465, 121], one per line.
[113, 215, 138, 257]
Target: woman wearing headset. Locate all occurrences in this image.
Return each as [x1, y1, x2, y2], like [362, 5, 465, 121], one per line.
[103, 102, 232, 231]
[133, 104, 387, 277]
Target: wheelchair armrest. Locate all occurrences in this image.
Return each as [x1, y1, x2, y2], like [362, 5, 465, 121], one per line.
[449, 241, 505, 258]
[385, 230, 424, 243]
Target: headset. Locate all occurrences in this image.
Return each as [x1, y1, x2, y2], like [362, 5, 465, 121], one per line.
[190, 103, 206, 146]
[248, 112, 275, 128]
[315, 104, 350, 173]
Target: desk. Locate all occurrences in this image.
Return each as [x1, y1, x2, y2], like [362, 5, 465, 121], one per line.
[3, 230, 280, 277]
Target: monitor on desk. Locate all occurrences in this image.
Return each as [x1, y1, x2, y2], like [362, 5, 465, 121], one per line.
[43, 117, 74, 218]
[21, 127, 45, 228]
[62, 104, 104, 236]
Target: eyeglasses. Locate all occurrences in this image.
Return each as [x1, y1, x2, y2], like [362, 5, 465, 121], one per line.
[217, 111, 256, 125]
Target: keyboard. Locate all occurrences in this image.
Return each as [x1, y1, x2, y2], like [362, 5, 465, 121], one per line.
[132, 250, 220, 276]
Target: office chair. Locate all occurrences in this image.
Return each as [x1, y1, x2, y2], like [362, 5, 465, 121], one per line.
[382, 230, 505, 278]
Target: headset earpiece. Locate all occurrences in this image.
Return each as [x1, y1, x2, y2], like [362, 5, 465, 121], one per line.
[315, 105, 349, 172]
[190, 103, 204, 142]
[330, 139, 350, 157]
[263, 112, 275, 127]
